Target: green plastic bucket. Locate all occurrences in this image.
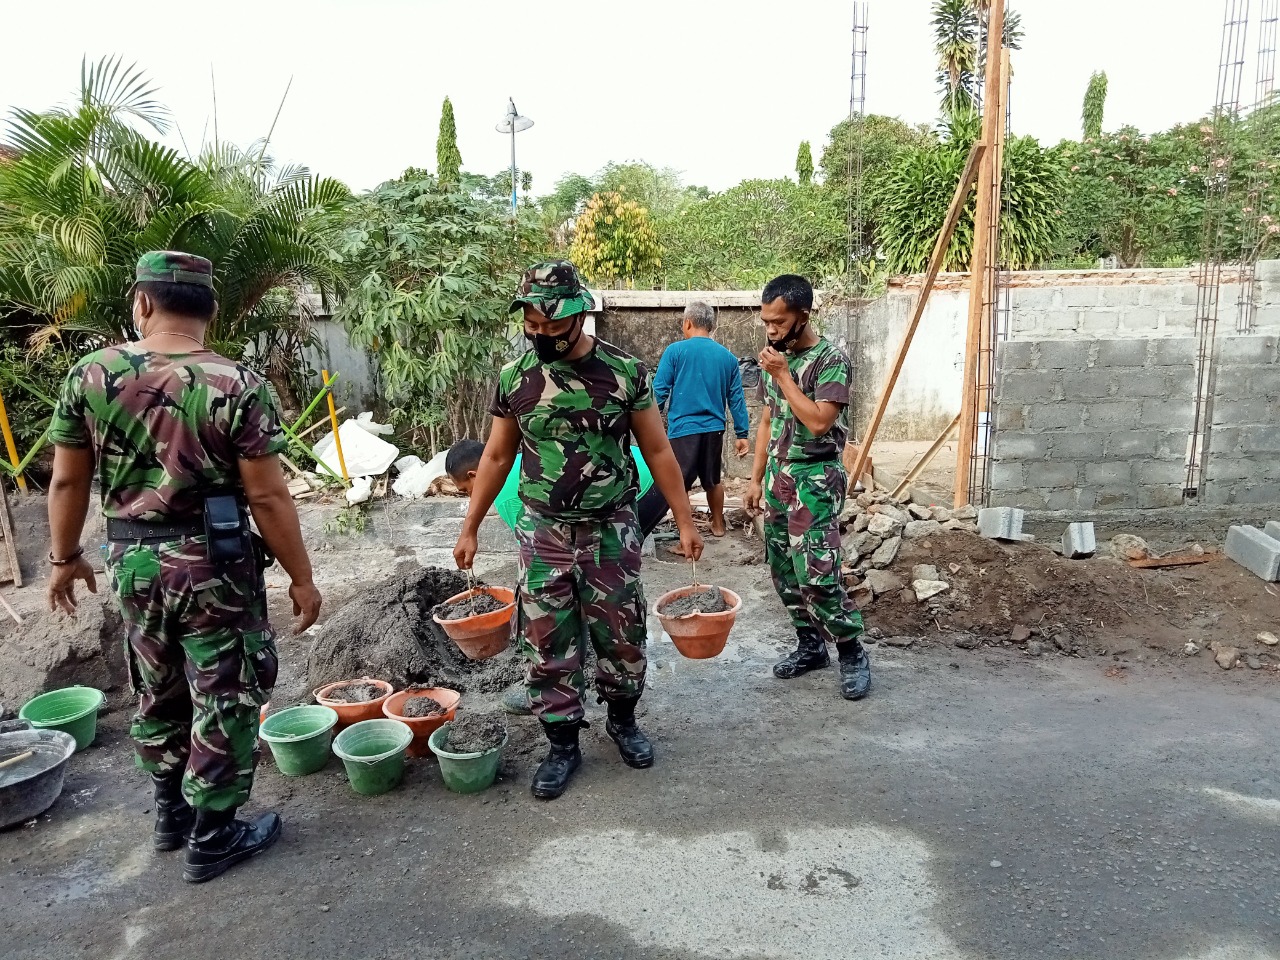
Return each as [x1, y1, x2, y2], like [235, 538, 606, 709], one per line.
[19, 686, 104, 752]
[332, 719, 413, 796]
[428, 723, 507, 794]
[260, 705, 338, 776]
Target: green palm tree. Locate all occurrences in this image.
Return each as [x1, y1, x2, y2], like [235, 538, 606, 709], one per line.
[931, 0, 1023, 116]
[0, 56, 350, 407]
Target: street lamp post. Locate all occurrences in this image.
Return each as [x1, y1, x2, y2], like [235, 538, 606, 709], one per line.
[495, 98, 533, 216]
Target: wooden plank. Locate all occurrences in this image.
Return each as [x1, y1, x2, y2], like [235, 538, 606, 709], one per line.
[1128, 553, 1219, 570]
[892, 414, 961, 500]
[848, 140, 986, 489]
[954, 0, 1007, 509]
[0, 482, 21, 587]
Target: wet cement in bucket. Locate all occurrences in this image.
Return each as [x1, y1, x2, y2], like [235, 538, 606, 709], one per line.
[323, 682, 383, 703]
[435, 592, 506, 620]
[400, 696, 446, 718]
[659, 587, 728, 617]
[446, 711, 508, 753]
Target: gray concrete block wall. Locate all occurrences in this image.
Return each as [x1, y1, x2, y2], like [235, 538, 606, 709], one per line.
[989, 338, 1196, 511]
[1202, 335, 1280, 506]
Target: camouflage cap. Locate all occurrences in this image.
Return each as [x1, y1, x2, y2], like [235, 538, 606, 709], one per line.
[133, 250, 215, 288]
[510, 260, 598, 320]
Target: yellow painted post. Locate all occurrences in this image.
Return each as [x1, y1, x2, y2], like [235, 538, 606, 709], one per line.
[321, 370, 349, 482]
[0, 386, 27, 492]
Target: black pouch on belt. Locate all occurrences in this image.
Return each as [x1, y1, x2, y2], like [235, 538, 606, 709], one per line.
[204, 494, 248, 564]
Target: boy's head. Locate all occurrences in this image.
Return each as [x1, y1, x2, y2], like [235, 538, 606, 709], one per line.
[445, 439, 486, 495]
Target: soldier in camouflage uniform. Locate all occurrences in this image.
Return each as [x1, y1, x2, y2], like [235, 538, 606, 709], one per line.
[454, 260, 704, 799]
[46, 251, 323, 882]
[744, 274, 872, 701]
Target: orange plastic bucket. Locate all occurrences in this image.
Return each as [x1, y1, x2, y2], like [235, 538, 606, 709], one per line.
[382, 687, 460, 758]
[432, 587, 515, 660]
[313, 678, 395, 730]
[653, 585, 743, 660]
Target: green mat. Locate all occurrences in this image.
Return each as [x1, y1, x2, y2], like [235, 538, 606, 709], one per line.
[494, 445, 653, 531]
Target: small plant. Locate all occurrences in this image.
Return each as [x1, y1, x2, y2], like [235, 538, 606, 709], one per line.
[325, 504, 369, 537]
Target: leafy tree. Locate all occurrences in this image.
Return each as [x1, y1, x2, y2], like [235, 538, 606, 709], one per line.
[931, 0, 1023, 115]
[796, 141, 814, 185]
[436, 96, 462, 187]
[875, 112, 1064, 272]
[331, 171, 537, 451]
[659, 179, 846, 289]
[0, 57, 349, 411]
[569, 191, 662, 284]
[1082, 72, 1108, 141]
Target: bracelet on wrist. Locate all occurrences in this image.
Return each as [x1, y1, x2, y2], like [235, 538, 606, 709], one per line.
[48, 546, 85, 566]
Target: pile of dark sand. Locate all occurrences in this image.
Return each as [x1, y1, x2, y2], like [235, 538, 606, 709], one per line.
[446, 711, 508, 753]
[306, 567, 523, 694]
[659, 586, 728, 617]
[323, 682, 383, 703]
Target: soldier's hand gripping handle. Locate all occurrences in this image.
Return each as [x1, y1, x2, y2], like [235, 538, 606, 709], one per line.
[744, 480, 764, 517]
[454, 531, 479, 570]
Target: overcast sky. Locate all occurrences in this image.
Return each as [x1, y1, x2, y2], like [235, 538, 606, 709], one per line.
[1, 1, 1243, 196]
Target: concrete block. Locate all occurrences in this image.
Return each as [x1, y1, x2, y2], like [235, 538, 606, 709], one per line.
[1095, 339, 1151, 367]
[1043, 487, 1086, 510]
[1243, 424, 1280, 453]
[997, 340, 1035, 371]
[1246, 367, 1280, 398]
[1257, 258, 1280, 285]
[1081, 309, 1124, 335]
[1162, 369, 1197, 396]
[1051, 432, 1105, 460]
[988, 461, 1026, 490]
[1204, 457, 1258, 483]
[1136, 460, 1191, 485]
[1104, 431, 1157, 459]
[992, 432, 1049, 460]
[1218, 336, 1277, 364]
[1026, 462, 1080, 488]
[1155, 430, 1190, 459]
[1085, 402, 1141, 430]
[988, 487, 1038, 509]
[1108, 367, 1169, 399]
[1227, 482, 1280, 505]
[1061, 522, 1097, 559]
[1035, 340, 1090, 370]
[1136, 485, 1185, 509]
[1063, 286, 1106, 308]
[1041, 310, 1085, 332]
[1139, 286, 1188, 308]
[1118, 307, 1162, 331]
[1154, 338, 1198, 366]
[993, 403, 1027, 431]
[1085, 461, 1133, 485]
[1092, 485, 1137, 508]
[1266, 520, 1280, 541]
[1211, 398, 1278, 427]
[1159, 312, 1199, 335]
[978, 507, 1025, 541]
[1225, 525, 1280, 581]
[1065, 368, 1117, 399]
[1140, 399, 1194, 428]
[998, 369, 1060, 403]
[1027, 403, 1087, 431]
[1208, 426, 1245, 455]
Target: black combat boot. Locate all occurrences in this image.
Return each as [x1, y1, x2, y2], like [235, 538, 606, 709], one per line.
[837, 640, 872, 701]
[182, 806, 282, 884]
[530, 719, 583, 800]
[773, 633, 831, 679]
[604, 696, 654, 769]
[151, 771, 195, 852]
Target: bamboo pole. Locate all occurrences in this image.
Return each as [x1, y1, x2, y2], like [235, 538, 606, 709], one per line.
[847, 141, 986, 488]
[891, 414, 961, 501]
[321, 370, 349, 483]
[954, 0, 1006, 509]
[0, 386, 27, 492]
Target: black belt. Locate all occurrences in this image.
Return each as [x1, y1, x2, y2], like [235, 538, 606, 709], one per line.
[106, 517, 205, 544]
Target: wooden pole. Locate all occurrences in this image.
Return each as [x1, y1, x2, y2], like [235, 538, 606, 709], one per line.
[977, 47, 1012, 418]
[848, 141, 986, 488]
[954, 0, 1006, 509]
[0, 386, 27, 492]
[891, 413, 961, 501]
[321, 370, 350, 483]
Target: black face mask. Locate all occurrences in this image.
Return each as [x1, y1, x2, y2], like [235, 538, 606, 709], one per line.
[767, 316, 808, 352]
[526, 313, 584, 364]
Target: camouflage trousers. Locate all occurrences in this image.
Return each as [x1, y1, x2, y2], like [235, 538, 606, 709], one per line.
[763, 460, 865, 647]
[108, 538, 277, 811]
[515, 504, 647, 724]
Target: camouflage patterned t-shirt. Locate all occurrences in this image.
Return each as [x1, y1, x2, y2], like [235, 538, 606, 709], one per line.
[765, 337, 852, 462]
[491, 339, 654, 521]
[49, 346, 286, 521]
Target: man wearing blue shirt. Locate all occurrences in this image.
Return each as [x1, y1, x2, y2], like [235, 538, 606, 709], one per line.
[637, 302, 751, 539]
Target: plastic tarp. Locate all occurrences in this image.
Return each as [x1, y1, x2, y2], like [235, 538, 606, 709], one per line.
[393, 450, 448, 499]
[313, 419, 399, 480]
